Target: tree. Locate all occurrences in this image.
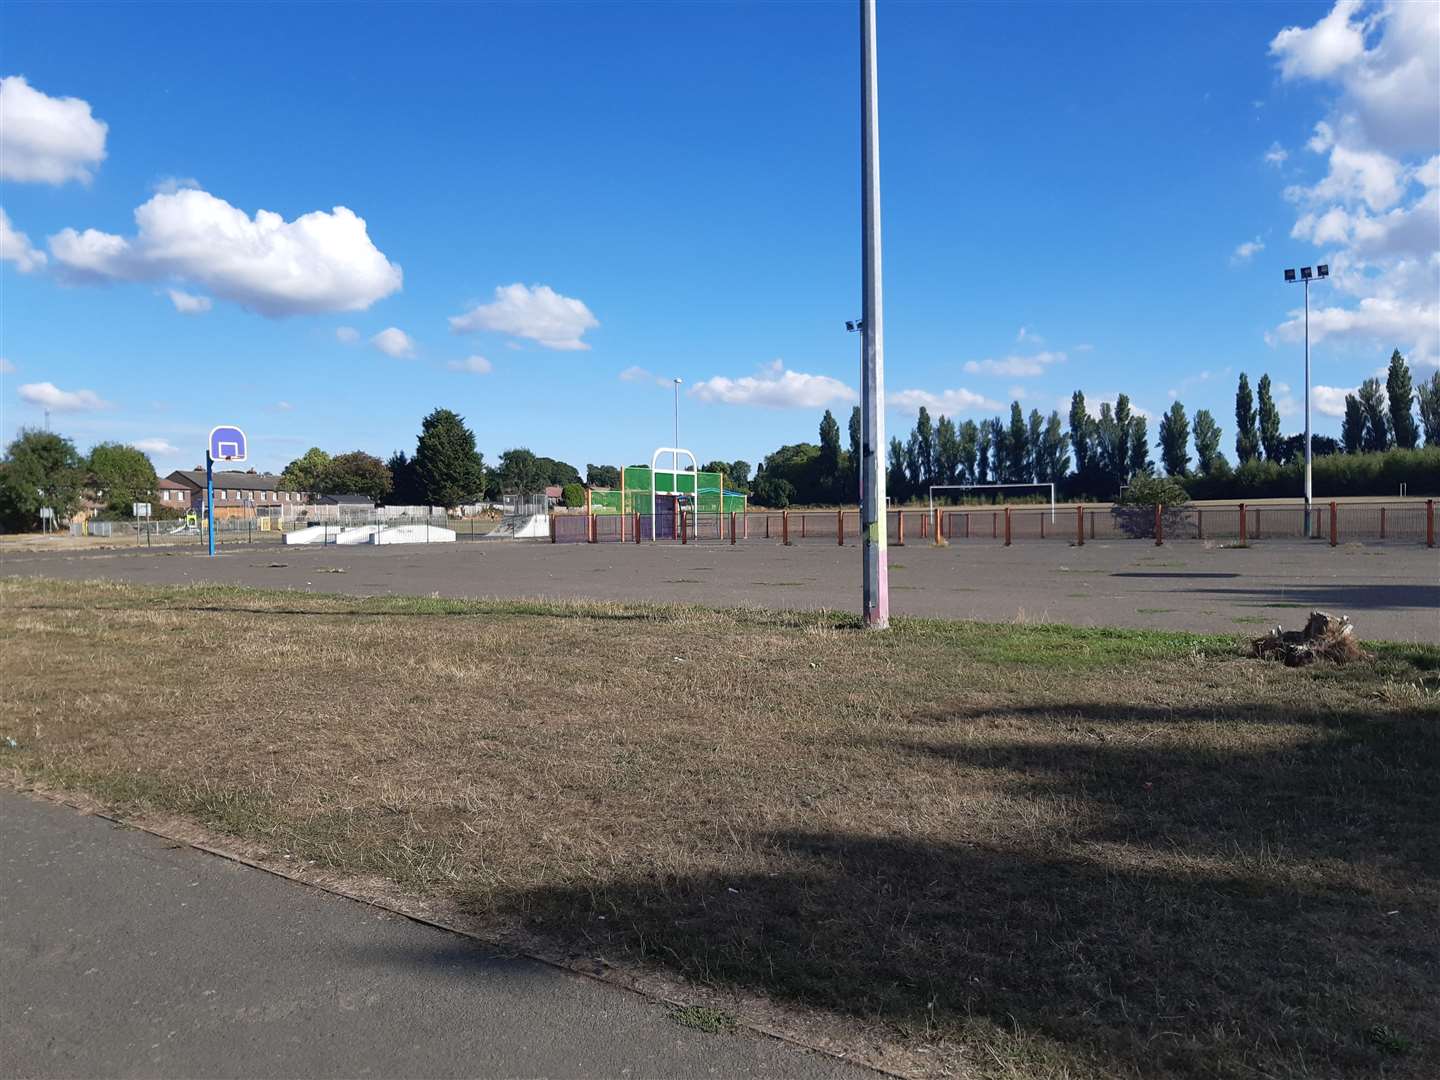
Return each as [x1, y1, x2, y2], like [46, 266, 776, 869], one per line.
[586, 464, 621, 488]
[756, 443, 822, 505]
[1128, 414, 1152, 476]
[1025, 409, 1044, 482]
[0, 429, 85, 531]
[1357, 377, 1391, 452]
[561, 482, 585, 508]
[913, 407, 936, 489]
[1069, 391, 1093, 477]
[1278, 433, 1341, 463]
[1417, 371, 1440, 446]
[1035, 412, 1070, 484]
[1192, 409, 1224, 475]
[1235, 373, 1259, 464]
[279, 447, 331, 492]
[725, 460, 752, 490]
[1341, 394, 1366, 454]
[751, 475, 795, 508]
[988, 417, 1010, 483]
[415, 409, 487, 507]
[536, 457, 581, 487]
[1007, 403, 1029, 482]
[386, 451, 423, 505]
[887, 437, 909, 502]
[319, 451, 392, 501]
[87, 442, 158, 513]
[1158, 402, 1191, 477]
[1385, 349, 1419, 449]
[935, 415, 960, 486]
[847, 406, 862, 496]
[1257, 374, 1283, 462]
[1095, 402, 1125, 485]
[975, 422, 991, 485]
[818, 409, 843, 502]
[957, 420, 979, 485]
[495, 448, 547, 498]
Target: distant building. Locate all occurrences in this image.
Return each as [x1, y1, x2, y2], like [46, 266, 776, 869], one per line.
[164, 469, 310, 519]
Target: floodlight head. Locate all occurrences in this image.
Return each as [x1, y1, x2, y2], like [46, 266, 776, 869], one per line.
[1284, 268, 1297, 282]
[1300, 266, 1313, 280]
[1317, 264, 1329, 278]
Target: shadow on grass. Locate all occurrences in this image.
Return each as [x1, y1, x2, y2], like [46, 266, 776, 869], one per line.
[470, 706, 1438, 1079]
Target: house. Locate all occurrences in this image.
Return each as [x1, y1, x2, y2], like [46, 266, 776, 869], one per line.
[164, 469, 310, 519]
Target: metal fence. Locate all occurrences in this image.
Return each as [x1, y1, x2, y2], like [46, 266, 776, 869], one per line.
[544, 501, 1436, 548]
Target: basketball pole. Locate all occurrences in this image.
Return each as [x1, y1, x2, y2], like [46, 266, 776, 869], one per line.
[206, 450, 215, 557]
[860, 0, 889, 630]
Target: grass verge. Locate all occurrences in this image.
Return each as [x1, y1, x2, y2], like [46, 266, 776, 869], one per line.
[3, 578, 1437, 1079]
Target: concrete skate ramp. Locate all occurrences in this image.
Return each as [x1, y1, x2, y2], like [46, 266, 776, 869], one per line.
[372, 524, 456, 544]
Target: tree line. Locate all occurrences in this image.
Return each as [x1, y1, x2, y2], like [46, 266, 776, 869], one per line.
[746, 349, 1439, 507]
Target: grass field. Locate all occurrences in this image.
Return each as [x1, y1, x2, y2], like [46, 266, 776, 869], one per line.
[3, 578, 1437, 1079]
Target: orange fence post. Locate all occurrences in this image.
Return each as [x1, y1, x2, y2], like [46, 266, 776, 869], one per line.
[1039, 513, 1045, 540]
[801, 514, 806, 539]
[1154, 503, 1164, 546]
[1090, 510, 1096, 540]
[588, 513, 596, 543]
[896, 510, 905, 546]
[837, 508, 844, 546]
[1329, 501, 1337, 547]
[1428, 500, 1435, 548]
[1076, 504, 1084, 546]
[964, 512, 970, 538]
[992, 511, 998, 539]
[1004, 506, 1012, 547]
[1380, 506, 1386, 540]
[782, 509, 790, 545]
[765, 514, 771, 540]
[730, 511, 737, 545]
[549, 513, 556, 543]
[681, 510, 688, 545]
[1197, 508, 1204, 541]
[635, 511, 641, 543]
[1238, 502, 1247, 546]
[933, 507, 941, 542]
[920, 511, 927, 539]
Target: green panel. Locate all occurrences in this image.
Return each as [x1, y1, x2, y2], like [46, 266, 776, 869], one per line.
[591, 490, 623, 514]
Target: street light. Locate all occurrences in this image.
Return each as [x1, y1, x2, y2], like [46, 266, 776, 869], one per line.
[672, 377, 682, 461]
[1284, 264, 1328, 536]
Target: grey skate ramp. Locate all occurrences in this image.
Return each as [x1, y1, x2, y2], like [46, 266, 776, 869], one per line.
[0, 792, 868, 1080]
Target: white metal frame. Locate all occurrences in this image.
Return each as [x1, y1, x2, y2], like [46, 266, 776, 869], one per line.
[649, 446, 699, 540]
[929, 482, 1055, 522]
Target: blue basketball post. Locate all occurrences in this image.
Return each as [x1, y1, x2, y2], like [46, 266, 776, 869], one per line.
[206, 451, 215, 557]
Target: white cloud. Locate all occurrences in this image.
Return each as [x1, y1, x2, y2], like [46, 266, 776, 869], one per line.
[1265, 143, 1290, 166]
[370, 327, 415, 359]
[48, 188, 402, 317]
[448, 355, 492, 374]
[17, 381, 109, 411]
[132, 438, 179, 455]
[0, 207, 47, 272]
[1268, 1, 1440, 370]
[690, 360, 856, 409]
[963, 350, 1066, 377]
[1312, 384, 1356, 416]
[890, 387, 1000, 414]
[151, 176, 200, 195]
[619, 365, 671, 387]
[1231, 237, 1265, 264]
[167, 288, 211, 314]
[0, 75, 108, 184]
[0, 358, 15, 374]
[335, 326, 360, 344]
[1167, 370, 1215, 400]
[1269, 0, 1368, 81]
[449, 283, 598, 351]
[274, 401, 294, 411]
[1016, 326, 1044, 344]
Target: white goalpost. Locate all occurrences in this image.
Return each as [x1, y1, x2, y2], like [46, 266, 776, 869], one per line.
[929, 482, 1056, 522]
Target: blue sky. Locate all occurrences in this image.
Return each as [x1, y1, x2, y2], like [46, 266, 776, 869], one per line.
[2, 1, 1436, 475]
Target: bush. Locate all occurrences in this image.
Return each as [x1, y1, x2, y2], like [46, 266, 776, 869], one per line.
[561, 483, 585, 508]
[1183, 447, 1438, 501]
[1112, 474, 1189, 539]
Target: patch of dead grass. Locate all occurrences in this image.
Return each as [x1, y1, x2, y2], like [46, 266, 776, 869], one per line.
[2, 577, 1437, 1079]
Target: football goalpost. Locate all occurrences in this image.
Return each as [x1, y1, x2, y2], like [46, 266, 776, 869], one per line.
[929, 483, 1056, 522]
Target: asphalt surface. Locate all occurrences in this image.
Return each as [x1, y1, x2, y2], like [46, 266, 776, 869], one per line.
[3, 535, 1437, 641]
[0, 792, 868, 1080]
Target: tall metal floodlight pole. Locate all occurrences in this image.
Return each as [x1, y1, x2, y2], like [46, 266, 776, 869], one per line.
[1284, 264, 1327, 536]
[859, 0, 889, 629]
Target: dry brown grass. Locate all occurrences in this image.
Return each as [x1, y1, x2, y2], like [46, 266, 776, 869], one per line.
[3, 578, 1437, 1079]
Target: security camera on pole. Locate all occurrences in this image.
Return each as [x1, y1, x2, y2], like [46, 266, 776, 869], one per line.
[1283, 264, 1327, 537]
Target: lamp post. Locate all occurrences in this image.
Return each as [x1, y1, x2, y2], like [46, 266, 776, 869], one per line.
[1284, 263, 1327, 536]
[858, 0, 889, 629]
[672, 376, 682, 457]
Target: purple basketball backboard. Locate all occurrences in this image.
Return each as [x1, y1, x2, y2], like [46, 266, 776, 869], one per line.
[208, 425, 247, 462]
